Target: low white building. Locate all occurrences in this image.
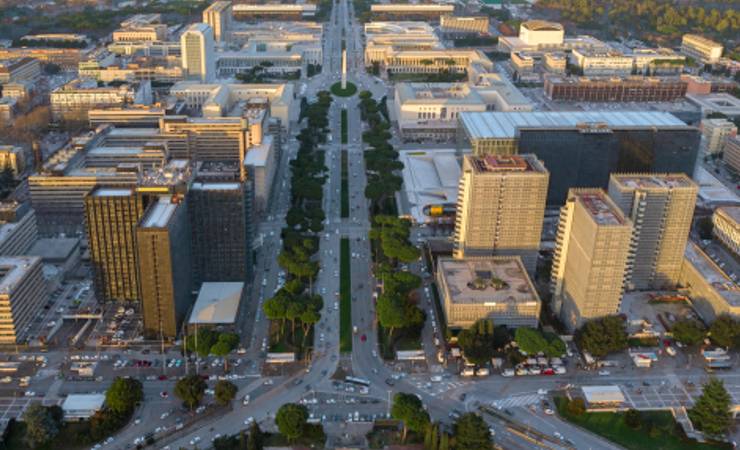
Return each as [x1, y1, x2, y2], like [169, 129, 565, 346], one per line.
[62, 394, 106, 421]
[581, 385, 625, 408]
[188, 281, 244, 329]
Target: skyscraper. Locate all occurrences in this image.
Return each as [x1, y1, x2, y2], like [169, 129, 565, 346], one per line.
[551, 189, 633, 332]
[453, 154, 548, 272]
[180, 23, 215, 82]
[85, 187, 147, 302]
[188, 181, 252, 286]
[202, 1, 232, 42]
[608, 173, 698, 290]
[137, 196, 192, 339]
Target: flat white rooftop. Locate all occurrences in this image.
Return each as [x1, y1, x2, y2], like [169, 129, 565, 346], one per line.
[189, 281, 244, 324]
[460, 111, 689, 140]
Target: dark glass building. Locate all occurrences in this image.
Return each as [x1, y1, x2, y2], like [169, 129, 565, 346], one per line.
[188, 181, 252, 285]
[84, 187, 146, 302]
[137, 196, 192, 339]
[517, 127, 700, 204]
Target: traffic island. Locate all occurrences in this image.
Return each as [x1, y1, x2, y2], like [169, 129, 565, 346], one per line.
[331, 81, 357, 97]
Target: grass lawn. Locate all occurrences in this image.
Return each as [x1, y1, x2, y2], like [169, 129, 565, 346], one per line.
[331, 81, 357, 97]
[341, 150, 349, 218]
[554, 397, 731, 450]
[341, 108, 348, 144]
[339, 238, 352, 352]
[268, 321, 313, 359]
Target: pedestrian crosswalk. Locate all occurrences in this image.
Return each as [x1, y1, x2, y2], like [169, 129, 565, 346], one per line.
[491, 393, 542, 409]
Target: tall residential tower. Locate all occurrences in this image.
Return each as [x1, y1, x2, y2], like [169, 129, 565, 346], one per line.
[551, 189, 633, 331]
[180, 23, 215, 82]
[608, 173, 698, 290]
[453, 154, 548, 273]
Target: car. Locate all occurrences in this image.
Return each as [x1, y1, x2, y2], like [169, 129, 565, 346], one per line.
[244, 416, 254, 425]
[211, 434, 222, 442]
[134, 417, 142, 425]
[544, 408, 554, 415]
[243, 394, 250, 405]
[190, 436, 201, 445]
[598, 370, 610, 376]
[385, 378, 395, 386]
[160, 391, 168, 398]
[160, 411, 170, 420]
[360, 334, 367, 342]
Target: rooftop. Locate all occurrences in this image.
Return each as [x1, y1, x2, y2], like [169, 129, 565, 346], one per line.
[469, 154, 545, 173]
[685, 242, 740, 307]
[28, 238, 80, 262]
[189, 282, 244, 324]
[61, 394, 106, 413]
[574, 190, 624, 226]
[460, 111, 689, 140]
[611, 173, 696, 190]
[717, 206, 740, 226]
[582, 385, 625, 404]
[91, 187, 134, 197]
[370, 4, 454, 11]
[521, 20, 563, 32]
[140, 197, 177, 228]
[437, 256, 539, 306]
[191, 182, 241, 191]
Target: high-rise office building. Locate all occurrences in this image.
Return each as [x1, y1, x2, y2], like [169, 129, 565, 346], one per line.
[202, 1, 232, 42]
[85, 187, 147, 302]
[180, 23, 215, 82]
[608, 173, 698, 290]
[137, 196, 192, 339]
[453, 154, 548, 272]
[458, 111, 700, 204]
[188, 181, 251, 285]
[551, 189, 633, 332]
[0, 256, 47, 344]
[701, 118, 737, 155]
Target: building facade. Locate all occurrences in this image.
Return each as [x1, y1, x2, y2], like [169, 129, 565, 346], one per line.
[85, 187, 147, 302]
[439, 15, 489, 37]
[202, 1, 232, 42]
[681, 34, 723, 64]
[551, 189, 633, 332]
[608, 174, 697, 290]
[188, 181, 251, 286]
[0, 256, 47, 344]
[0, 204, 37, 256]
[723, 136, 740, 174]
[458, 111, 700, 205]
[544, 76, 687, 102]
[453, 154, 548, 273]
[370, 4, 454, 22]
[713, 206, 740, 258]
[180, 23, 215, 82]
[680, 242, 740, 322]
[137, 196, 192, 338]
[701, 118, 737, 155]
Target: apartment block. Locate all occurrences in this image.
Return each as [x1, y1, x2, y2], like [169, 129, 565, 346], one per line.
[180, 23, 215, 82]
[551, 189, 633, 332]
[85, 187, 147, 302]
[440, 15, 489, 37]
[680, 243, 740, 322]
[544, 76, 687, 103]
[0, 256, 47, 344]
[137, 196, 192, 339]
[701, 118, 737, 155]
[0, 58, 41, 83]
[723, 136, 740, 174]
[453, 154, 548, 273]
[202, 1, 232, 42]
[681, 34, 723, 64]
[608, 174, 697, 290]
[713, 206, 740, 258]
[0, 203, 37, 256]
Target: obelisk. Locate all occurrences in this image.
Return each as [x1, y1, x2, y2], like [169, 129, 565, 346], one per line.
[341, 49, 347, 89]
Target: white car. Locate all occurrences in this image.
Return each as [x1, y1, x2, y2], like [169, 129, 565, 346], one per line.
[190, 436, 201, 445]
[243, 394, 250, 405]
[598, 370, 611, 376]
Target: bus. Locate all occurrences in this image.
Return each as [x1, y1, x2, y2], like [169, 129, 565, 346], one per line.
[345, 376, 371, 387]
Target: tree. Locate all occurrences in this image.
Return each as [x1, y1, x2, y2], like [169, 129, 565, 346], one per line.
[275, 403, 309, 442]
[175, 374, 207, 411]
[391, 393, 430, 442]
[575, 315, 628, 357]
[671, 319, 706, 346]
[624, 408, 641, 429]
[376, 293, 408, 339]
[211, 340, 233, 371]
[709, 315, 740, 349]
[566, 398, 586, 416]
[214, 380, 238, 406]
[514, 327, 566, 357]
[689, 378, 732, 437]
[105, 376, 143, 414]
[247, 420, 264, 450]
[453, 413, 492, 450]
[458, 319, 497, 365]
[22, 402, 59, 448]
